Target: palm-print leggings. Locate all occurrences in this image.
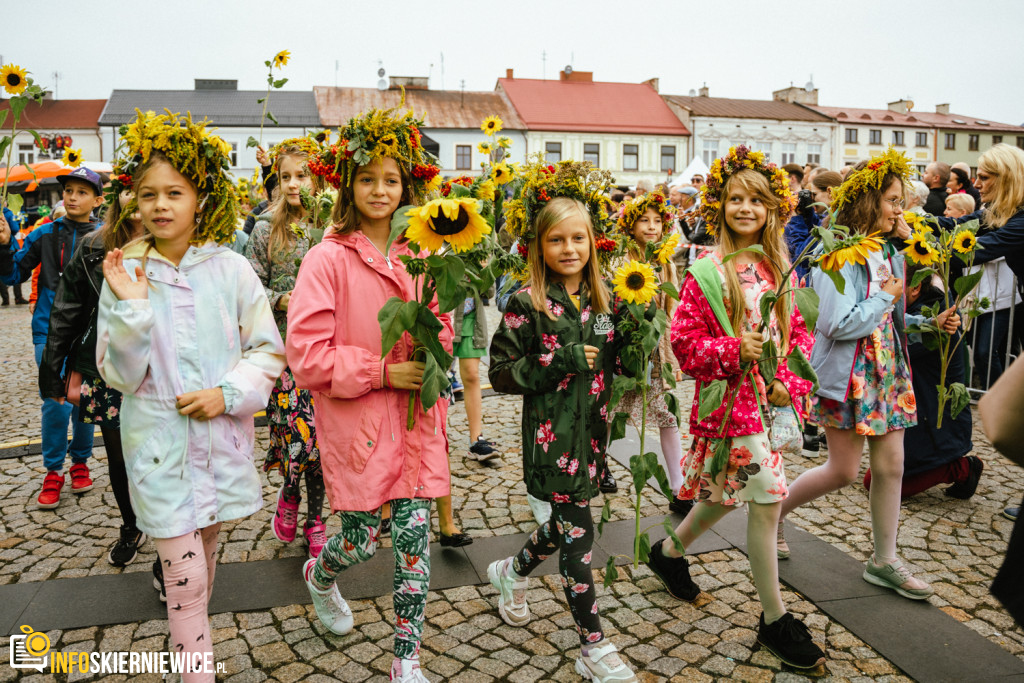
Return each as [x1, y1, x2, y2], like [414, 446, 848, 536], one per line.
[310, 498, 431, 659]
[512, 500, 604, 645]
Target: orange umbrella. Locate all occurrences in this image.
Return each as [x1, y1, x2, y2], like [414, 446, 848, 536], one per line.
[0, 161, 71, 184]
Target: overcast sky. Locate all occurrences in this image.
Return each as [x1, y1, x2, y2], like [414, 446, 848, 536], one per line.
[3, 0, 1022, 126]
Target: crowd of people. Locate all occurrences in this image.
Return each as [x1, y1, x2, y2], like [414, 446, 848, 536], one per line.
[0, 103, 1023, 682]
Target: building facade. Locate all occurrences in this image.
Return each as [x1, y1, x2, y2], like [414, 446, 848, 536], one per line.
[0, 98, 106, 167]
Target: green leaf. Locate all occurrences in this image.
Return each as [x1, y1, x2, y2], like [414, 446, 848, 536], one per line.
[418, 352, 448, 412]
[433, 254, 466, 313]
[411, 306, 453, 370]
[27, 129, 43, 148]
[387, 205, 414, 252]
[608, 375, 637, 411]
[603, 555, 619, 588]
[954, 269, 984, 299]
[785, 344, 819, 394]
[662, 363, 677, 389]
[759, 339, 778, 385]
[610, 411, 628, 442]
[7, 194, 23, 215]
[598, 497, 613, 536]
[793, 287, 819, 333]
[629, 454, 648, 499]
[663, 520, 685, 555]
[257, 97, 266, 104]
[721, 244, 765, 263]
[821, 267, 846, 296]
[273, 78, 289, 88]
[265, 110, 278, 125]
[910, 267, 937, 289]
[378, 298, 419, 357]
[246, 136, 259, 149]
[814, 224, 836, 253]
[0, 137, 10, 163]
[697, 379, 728, 423]
[707, 437, 731, 482]
[10, 96, 28, 120]
[0, 110, 7, 128]
[646, 451, 674, 500]
[637, 532, 652, 564]
[948, 382, 971, 419]
[641, 319, 660, 356]
[759, 291, 778, 330]
[659, 281, 680, 301]
[663, 391, 682, 427]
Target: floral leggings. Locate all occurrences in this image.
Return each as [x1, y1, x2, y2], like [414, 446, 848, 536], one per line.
[310, 498, 431, 659]
[512, 500, 603, 645]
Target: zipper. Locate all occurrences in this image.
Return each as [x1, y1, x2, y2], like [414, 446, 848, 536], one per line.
[560, 283, 594, 500]
[367, 238, 393, 269]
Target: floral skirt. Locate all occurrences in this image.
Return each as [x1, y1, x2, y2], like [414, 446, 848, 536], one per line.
[811, 314, 917, 436]
[263, 367, 320, 476]
[78, 374, 122, 427]
[679, 432, 787, 506]
[618, 386, 678, 429]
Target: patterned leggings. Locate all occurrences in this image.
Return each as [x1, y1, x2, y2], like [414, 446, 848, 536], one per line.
[152, 524, 221, 683]
[310, 498, 431, 659]
[283, 458, 325, 525]
[512, 500, 604, 645]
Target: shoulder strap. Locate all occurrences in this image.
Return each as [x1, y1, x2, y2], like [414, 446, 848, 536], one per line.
[687, 257, 735, 336]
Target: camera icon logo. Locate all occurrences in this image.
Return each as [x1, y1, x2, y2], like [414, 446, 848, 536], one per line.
[10, 625, 50, 672]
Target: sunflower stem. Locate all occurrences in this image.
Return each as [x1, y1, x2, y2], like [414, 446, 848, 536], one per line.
[634, 372, 647, 570]
[1, 113, 19, 207]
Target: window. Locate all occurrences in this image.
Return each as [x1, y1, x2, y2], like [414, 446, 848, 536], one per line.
[916, 165, 927, 175]
[869, 129, 882, 145]
[702, 139, 718, 166]
[545, 142, 562, 163]
[583, 143, 600, 166]
[17, 144, 34, 165]
[892, 131, 904, 146]
[945, 133, 956, 150]
[1018, 136, 1024, 150]
[230, 142, 238, 167]
[493, 146, 506, 162]
[660, 145, 676, 173]
[622, 144, 639, 171]
[992, 135, 1002, 145]
[455, 144, 472, 170]
[845, 128, 858, 144]
[781, 143, 796, 165]
[970, 166, 978, 177]
[969, 134, 979, 151]
[752, 141, 772, 159]
[806, 144, 821, 165]
[916, 132, 928, 147]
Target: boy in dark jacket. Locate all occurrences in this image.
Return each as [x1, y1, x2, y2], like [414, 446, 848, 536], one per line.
[0, 167, 104, 509]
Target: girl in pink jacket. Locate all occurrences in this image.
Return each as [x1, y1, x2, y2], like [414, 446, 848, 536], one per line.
[286, 107, 452, 683]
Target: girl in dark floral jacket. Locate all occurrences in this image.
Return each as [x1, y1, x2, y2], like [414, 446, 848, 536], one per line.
[488, 197, 639, 682]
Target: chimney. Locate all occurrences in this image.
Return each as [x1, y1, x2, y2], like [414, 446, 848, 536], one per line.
[888, 99, 913, 114]
[506, 68, 514, 80]
[389, 76, 429, 91]
[935, 103, 950, 115]
[559, 69, 593, 82]
[698, 84, 709, 97]
[194, 79, 238, 90]
[772, 84, 818, 105]
[41, 90, 54, 100]
[643, 77, 659, 93]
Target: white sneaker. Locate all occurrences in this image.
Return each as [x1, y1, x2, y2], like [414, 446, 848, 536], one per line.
[527, 493, 552, 526]
[390, 657, 431, 682]
[487, 557, 531, 626]
[303, 558, 354, 635]
[575, 641, 638, 682]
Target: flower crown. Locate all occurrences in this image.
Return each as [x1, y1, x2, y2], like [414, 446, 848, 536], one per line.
[830, 146, 913, 214]
[698, 145, 795, 235]
[617, 191, 675, 234]
[109, 109, 239, 244]
[307, 103, 439, 200]
[269, 132, 329, 173]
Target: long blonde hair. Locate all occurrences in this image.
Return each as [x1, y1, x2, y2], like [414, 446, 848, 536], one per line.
[527, 197, 611, 319]
[978, 143, 1024, 228]
[715, 169, 793, 351]
[267, 146, 320, 258]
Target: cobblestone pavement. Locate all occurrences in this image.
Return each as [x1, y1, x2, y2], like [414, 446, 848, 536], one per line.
[1, 302, 1023, 681]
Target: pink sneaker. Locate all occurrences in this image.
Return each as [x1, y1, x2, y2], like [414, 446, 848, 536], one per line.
[305, 517, 327, 558]
[273, 486, 300, 543]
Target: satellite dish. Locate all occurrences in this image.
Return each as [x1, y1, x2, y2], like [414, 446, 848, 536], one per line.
[688, 89, 697, 97]
[377, 78, 388, 91]
[377, 67, 386, 78]
[564, 65, 573, 75]
[804, 80, 814, 92]
[906, 100, 914, 111]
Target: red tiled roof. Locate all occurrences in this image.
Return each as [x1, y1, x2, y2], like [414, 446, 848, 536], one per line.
[0, 99, 106, 129]
[314, 87, 525, 130]
[497, 78, 689, 136]
[810, 105, 1024, 133]
[664, 95, 832, 122]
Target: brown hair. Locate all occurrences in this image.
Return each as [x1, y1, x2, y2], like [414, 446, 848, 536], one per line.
[329, 158, 415, 235]
[625, 207, 678, 317]
[715, 169, 793, 352]
[833, 160, 905, 237]
[811, 170, 843, 193]
[95, 190, 143, 253]
[266, 146, 323, 259]
[526, 197, 611, 319]
[132, 152, 199, 269]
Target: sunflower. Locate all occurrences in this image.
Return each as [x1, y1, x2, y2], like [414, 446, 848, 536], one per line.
[477, 141, 492, 155]
[273, 50, 291, 68]
[481, 116, 503, 136]
[404, 197, 491, 253]
[62, 148, 83, 168]
[656, 233, 680, 264]
[952, 229, 977, 254]
[904, 232, 941, 267]
[496, 136, 512, 149]
[1, 64, 28, 95]
[475, 179, 496, 201]
[379, 133, 399, 155]
[817, 232, 885, 272]
[613, 261, 659, 305]
[491, 162, 513, 185]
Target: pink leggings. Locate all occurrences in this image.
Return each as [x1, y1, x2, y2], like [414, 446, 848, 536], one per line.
[153, 524, 221, 683]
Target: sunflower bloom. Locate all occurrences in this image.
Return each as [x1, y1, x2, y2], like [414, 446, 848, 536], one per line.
[952, 230, 977, 254]
[656, 233, 680, 264]
[1, 64, 28, 95]
[904, 232, 941, 267]
[379, 134, 399, 155]
[273, 50, 291, 68]
[62, 148, 83, 168]
[818, 232, 885, 272]
[481, 116, 503, 136]
[491, 162, 513, 185]
[477, 141, 492, 155]
[613, 261, 659, 305]
[405, 197, 491, 253]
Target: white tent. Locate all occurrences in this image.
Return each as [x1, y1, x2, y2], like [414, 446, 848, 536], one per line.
[669, 157, 710, 188]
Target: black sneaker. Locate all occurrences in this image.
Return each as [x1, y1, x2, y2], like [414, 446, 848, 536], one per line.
[757, 612, 826, 669]
[152, 558, 166, 603]
[108, 526, 147, 567]
[1003, 506, 1020, 522]
[380, 518, 392, 537]
[645, 538, 700, 602]
[599, 467, 618, 494]
[468, 437, 500, 462]
[668, 497, 693, 516]
[945, 456, 983, 500]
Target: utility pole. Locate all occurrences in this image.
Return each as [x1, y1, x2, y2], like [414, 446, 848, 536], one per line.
[52, 71, 60, 99]
[542, 50, 546, 80]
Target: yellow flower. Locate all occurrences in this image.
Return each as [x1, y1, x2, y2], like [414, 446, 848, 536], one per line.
[481, 116, 503, 136]
[656, 233, 680, 264]
[424, 174, 442, 193]
[903, 211, 931, 234]
[273, 50, 291, 68]
[952, 230, 977, 254]
[379, 133, 399, 155]
[613, 261, 659, 305]
[1, 63, 28, 95]
[477, 141, 492, 155]
[62, 148, 83, 168]
[475, 179, 496, 201]
[405, 197, 491, 253]
[496, 136, 512, 149]
[818, 232, 885, 272]
[904, 232, 941, 267]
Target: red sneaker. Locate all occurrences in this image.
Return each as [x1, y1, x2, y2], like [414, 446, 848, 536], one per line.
[69, 463, 94, 493]
[37, 472, 65, 509]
